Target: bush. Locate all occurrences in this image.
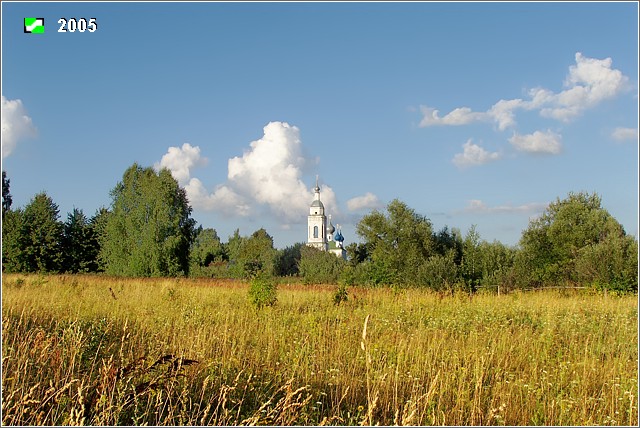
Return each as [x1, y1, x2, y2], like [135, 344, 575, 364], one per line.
[248, 274, 277, 309]
[333, 284, 348, 305]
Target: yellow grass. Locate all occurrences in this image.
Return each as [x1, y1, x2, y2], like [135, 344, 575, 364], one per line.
[1, 273, 637, 425]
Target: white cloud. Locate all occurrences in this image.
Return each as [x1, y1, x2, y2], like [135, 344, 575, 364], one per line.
[157, 121, 338, 223]
[487, 98, 524, 131]
[347, 192, 382, 212]
[155, 143, 208, 185]
[418, 53, 630, 130]
[611, 127, 638, 142]
[419, 105, 488, 127]
[184, 178, 249, 217]
[420, 99, 524, 131]
[1, 95, 37, 158]
[225, 121, 338, 221]
[452, 139, 501, 168]
[508, 130, 562, 155]
[540, 53, 628, 121]
[464, 199, 547, 214]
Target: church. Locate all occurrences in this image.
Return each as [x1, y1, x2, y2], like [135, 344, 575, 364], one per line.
[307, 177, 346, 259]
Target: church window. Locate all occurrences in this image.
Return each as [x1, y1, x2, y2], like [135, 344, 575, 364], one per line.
[313, 226, 318, 238]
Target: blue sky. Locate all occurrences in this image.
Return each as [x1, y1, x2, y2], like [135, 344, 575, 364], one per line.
[2, 1, 638, 249]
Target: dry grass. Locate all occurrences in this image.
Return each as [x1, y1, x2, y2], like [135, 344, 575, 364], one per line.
[1, 273, 637, 425]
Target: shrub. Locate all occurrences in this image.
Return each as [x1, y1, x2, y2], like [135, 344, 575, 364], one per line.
[248, 274, 277, 309]
[333, 283, 348, 305]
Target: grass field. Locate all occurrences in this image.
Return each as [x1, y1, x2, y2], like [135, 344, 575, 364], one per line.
[1, 273, 637, 425]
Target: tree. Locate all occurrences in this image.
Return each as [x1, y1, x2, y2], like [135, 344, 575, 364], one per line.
[91, 207, 110, 272]
[61, 208, 100, 273]
[2, 170, 12, 217]
[516, 191, 636, 288]
[19, 192, 64, 272]
[99, 164, 196, 277]
[222, 228, 277, 278]
[432, 226, 463, 264]
[416, 250, 459, 291]
[356, 199, 434, 285]
[189, 227, 226, 277]
[237, 228, 277, 277]
[476, 240, 517, 288]
[574, 231, 638, 292]
[1, 208, 24, 272]
[460, 225, 482, 290]
[274, 242, 303, 276]
[298, 245, 346, 284]
[345, 242, 370, 266]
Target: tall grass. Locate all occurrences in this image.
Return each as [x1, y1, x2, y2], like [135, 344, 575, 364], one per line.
[2, 273, 637, 425]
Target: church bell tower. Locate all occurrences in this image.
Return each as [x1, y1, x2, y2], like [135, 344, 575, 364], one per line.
[307, 176, 328, 251]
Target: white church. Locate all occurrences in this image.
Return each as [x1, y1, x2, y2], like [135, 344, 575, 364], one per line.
[307, 177, 346, 259]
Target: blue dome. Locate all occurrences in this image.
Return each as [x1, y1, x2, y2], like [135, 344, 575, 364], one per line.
[334, 231, 344, 242]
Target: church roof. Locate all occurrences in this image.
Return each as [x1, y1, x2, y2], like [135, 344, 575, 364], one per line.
[311, 199, 324, 208]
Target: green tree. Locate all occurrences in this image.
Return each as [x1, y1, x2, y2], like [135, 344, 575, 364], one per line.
[274, 242, 303, 276]
[1, 208, 24, 272]
[477, 240, 517, 289]
[2, 170, 12, 218]
[61, 208, 100, 273]
[189, 227, 226, 277]
[432, 226, 463, 263]
[356, 199, 434, 285]
[224, 228, 277, 278]
[416, 249, 459, 291]
[298, 245, 346, 284]
[224, 229, 244, 278]
[238, 228, 277, 277]
[19, 192, 64, 272]
[460, 225, 482, 291]
[99, 164, 196, 277]
[516, 191, 635, 288]
[91, 207, 110, 272]
[345, 242, 370, 266]
[574, 231, 638, 292]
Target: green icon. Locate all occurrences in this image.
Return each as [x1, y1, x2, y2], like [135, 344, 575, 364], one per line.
[24, 17, 44, 34]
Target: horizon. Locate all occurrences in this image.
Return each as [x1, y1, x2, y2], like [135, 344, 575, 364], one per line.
[2, 1, 638, 249]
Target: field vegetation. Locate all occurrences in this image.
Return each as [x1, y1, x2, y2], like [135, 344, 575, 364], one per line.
[2, 273, 637, 425]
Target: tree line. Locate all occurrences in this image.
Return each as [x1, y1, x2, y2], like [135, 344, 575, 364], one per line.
[2, 165, 637, 293]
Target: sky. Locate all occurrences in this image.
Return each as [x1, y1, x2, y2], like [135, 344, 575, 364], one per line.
[1, 1, 638, 249]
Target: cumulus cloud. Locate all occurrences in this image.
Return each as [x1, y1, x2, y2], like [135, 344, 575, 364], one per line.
[225, 121, 338, 221]
[184, 178, 249, 217]
[1, 95, 37, 158]
[347, 192, 382, 212]
[157, 121, 338, 223]
[452, 139, 501, 168]
[508, 130, 562, 155]
[419, 106, 487, 127]
[154, 143, 208, 185]
[539, 53, 629, 121]
[611, 127, 638, 142]
[464, 199, 547, 214]
[418, 52, 629, 130]
[487, 98, 525, 131]
[419, 99, 525, 131]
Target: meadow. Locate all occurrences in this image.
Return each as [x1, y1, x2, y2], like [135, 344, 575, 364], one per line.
[1, 273, 637, 426]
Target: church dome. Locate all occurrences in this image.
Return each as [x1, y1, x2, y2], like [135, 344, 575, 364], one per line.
[311, 199, 324, 208]
[334, 230, 344, 242]
[327, 221, 335, 234]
